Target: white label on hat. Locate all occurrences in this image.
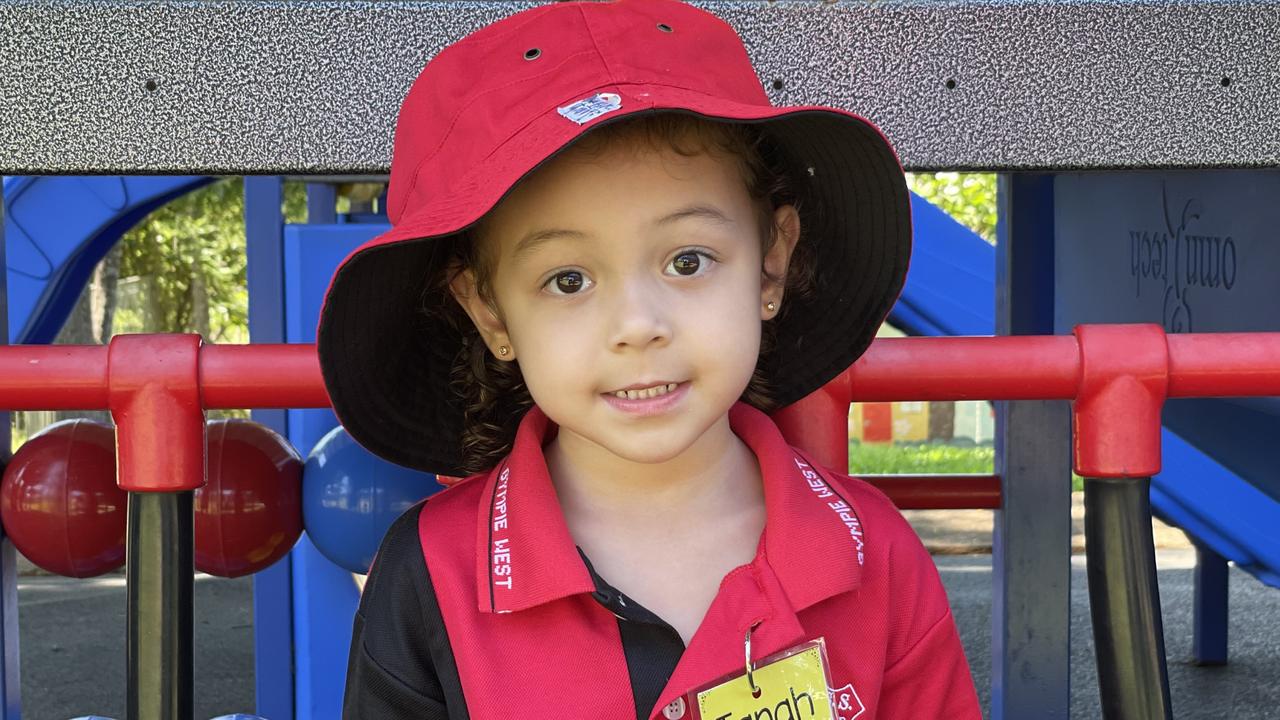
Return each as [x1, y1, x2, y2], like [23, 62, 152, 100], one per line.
[557, 92, 623, 125]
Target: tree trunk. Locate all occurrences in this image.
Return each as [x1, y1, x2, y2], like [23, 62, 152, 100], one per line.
[97, 243, 122, 341]
[144, 274, 162, 330]
[928, 401, 955, 441]
[51, 252, 116, 426]
[61, 278, 96, 343]
[191, 268, 210, 340]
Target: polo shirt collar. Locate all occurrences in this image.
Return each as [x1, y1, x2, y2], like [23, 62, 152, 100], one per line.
[476, 401, 865, 615]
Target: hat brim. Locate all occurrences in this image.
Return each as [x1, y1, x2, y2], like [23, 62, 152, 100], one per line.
[317, 84, 911, 476]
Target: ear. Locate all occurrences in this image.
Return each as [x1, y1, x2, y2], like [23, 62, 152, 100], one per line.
[762, 203, 801, 320]
[448, 266, 516, 360]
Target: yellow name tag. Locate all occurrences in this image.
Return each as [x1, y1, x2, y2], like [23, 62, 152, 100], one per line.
[695, 643, 835, 720]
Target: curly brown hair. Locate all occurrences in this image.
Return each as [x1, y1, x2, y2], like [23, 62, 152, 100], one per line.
[418, 112, 815, 475]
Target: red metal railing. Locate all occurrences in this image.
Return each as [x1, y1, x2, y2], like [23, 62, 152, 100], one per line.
[859, 474, 1002, 510]
[2, 323, 1277, 720]
[9, 326, 1276, 492]
[774, 324, 1280, 477]
[0, 325, 1273, 507]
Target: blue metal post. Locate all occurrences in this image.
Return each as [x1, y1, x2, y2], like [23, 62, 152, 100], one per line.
[0, 181, 21, 720]
[1192, 544, 1229, 665]
[992, 173, 1072, 719]
[306, 183, 336, 225]
[244, 175, 296, 720]
[286, 185, 389, 720]
[0, 545, 15, 720]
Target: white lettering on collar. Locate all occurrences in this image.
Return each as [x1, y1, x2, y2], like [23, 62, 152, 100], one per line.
[795, 456, 865, 565]
[492, 467, 513, 590]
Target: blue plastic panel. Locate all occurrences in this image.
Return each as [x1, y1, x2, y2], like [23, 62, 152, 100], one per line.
[284, 222, 389, 720]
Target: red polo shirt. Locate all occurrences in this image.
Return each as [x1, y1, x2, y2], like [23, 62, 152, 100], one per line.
[343, 402, 981, 719]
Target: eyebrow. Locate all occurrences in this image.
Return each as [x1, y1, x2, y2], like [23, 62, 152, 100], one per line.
[511, 204, 736, 260]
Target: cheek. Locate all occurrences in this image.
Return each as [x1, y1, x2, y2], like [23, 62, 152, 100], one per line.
[711, 307, 764, 377]
[675, 277, 764, 376]
[506, 311, 597, 392]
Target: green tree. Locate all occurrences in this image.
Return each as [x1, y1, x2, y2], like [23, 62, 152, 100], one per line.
[108, 177, 306, 341]
[906, 172, 997, 244]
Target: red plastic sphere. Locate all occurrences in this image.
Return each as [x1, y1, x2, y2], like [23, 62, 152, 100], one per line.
[0, 419, 124, 578]
[196, 419, 303, 578]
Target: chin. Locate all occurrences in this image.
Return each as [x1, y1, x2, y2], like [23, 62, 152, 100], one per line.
[542, 394, 734, 460]
[556, 421, 695, 465]
[595, 418, 721, 464]
[607, 440, 691, 465]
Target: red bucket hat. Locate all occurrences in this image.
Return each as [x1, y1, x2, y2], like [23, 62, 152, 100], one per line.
[317, 0, 912, 477]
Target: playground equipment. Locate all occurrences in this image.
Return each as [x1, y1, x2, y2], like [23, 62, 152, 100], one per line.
[0, 419, 123, 578]
[197, 419, 304, 579]
[901, 196, 1280, 594]
[3, 1, 1278, 718]
[71, 707, 268, 712]
[302, 425, 442, 574]
[0, 416, 310, 581]
[0, 176, 213, 345]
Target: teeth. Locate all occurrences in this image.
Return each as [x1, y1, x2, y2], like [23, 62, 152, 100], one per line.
[613, 383, 677, 399]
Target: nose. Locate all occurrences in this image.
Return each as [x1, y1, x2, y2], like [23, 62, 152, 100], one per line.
[606, 276, 672, 351]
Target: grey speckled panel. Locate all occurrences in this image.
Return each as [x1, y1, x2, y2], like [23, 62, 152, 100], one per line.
[1, 0, 1278, 174]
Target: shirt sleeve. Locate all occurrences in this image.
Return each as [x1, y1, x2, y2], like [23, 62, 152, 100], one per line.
[873, 504, 983, 719]
[342, 502, 459, 719]
[875, 607, 983, 718]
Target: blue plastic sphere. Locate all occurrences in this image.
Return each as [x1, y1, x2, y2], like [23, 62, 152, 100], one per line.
[303, 425, 443, 573]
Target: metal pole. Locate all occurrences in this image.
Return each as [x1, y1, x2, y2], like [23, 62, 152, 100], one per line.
[0, 174, 22, 720]
[1083, 476, 1173, 720]
[245, 174, 296, 720]
[992, 172, 1071, 719]
[127, 491, 194, 720]
[1192, 544, 1229, 665]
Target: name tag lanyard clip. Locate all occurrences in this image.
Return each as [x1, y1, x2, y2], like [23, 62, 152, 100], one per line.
[745, 620, 763, 697]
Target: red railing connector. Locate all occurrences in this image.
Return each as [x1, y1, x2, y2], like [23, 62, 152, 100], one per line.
[108, 334, 206, 492]
[1073, 323, 1169, 478]
[772, 372, 853, 473]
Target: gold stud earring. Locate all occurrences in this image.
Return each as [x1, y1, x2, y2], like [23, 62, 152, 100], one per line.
[765, 301, 777, 313]
[498, 345, 510, 357]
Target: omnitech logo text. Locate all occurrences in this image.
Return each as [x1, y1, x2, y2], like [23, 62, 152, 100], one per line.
[1129, 182, 1238, 333]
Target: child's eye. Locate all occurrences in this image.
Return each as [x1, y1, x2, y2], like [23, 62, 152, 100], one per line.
[543, 269, 593, 295]
[666, 250, 716, 277]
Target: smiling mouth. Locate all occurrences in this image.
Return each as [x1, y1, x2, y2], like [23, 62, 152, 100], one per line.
[605, 382, 681, 400]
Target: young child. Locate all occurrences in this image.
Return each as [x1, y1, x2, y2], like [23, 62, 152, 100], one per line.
[317, 0, 982, 718]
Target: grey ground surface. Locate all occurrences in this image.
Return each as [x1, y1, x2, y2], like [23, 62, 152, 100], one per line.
[945, 550, 1280, 720]
[18, 573, 255, 720]
[12, 505, 1280, 719]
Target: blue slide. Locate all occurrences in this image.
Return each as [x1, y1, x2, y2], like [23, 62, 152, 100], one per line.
[5, 175, 1278, 593]
[2, 175, 212, 343]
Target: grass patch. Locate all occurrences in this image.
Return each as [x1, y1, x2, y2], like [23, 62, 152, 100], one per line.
[849, 441, 1084, 491]
[849, 442, 993, 474]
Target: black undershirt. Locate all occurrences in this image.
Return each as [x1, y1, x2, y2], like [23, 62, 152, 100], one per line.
[342, 502, 686, 720]
[578, 547, 687, 718]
